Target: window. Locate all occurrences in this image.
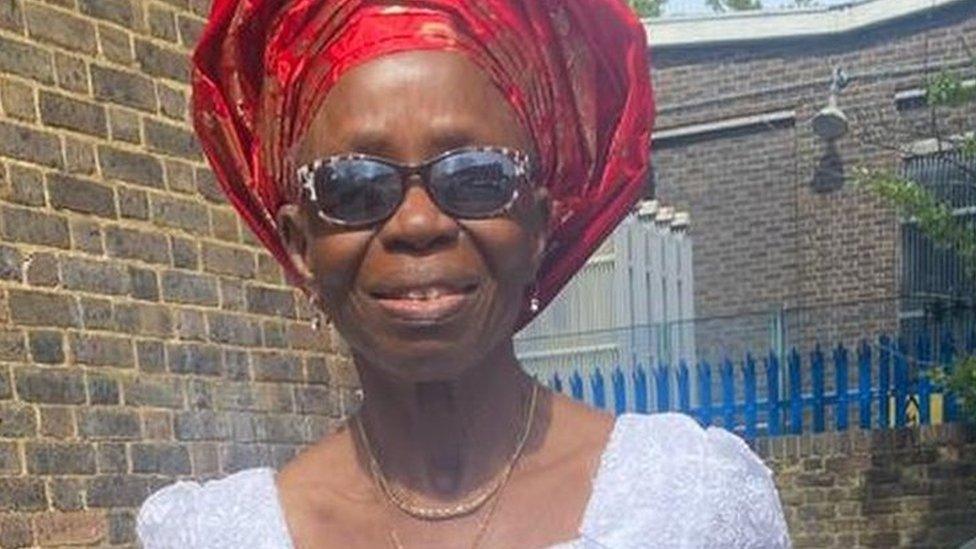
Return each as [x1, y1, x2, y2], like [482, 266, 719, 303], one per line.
[899, 150, 976, 341]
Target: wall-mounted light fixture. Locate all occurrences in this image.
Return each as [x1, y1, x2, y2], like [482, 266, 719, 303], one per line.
[812, 67, 851, 141]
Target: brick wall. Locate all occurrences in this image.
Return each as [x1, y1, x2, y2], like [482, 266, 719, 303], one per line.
[0, 1, 356, 546]
[650, 1, 976, 356]
[756, 422, 976, 548]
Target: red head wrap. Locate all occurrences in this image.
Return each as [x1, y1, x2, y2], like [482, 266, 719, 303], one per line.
[192, 0, 655, 328]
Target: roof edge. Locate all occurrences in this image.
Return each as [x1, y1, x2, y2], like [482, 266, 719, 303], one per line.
[645, 0, 970, 48]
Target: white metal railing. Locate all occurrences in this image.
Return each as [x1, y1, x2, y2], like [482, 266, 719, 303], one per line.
[515, 201, 696, 402]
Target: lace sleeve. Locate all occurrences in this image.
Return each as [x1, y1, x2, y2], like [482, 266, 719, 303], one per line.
[137, 479, 204, 548]
[703, 426, 792, 548]
[136, 468, 293, 549]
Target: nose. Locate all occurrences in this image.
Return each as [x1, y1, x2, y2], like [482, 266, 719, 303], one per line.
[377, 182, 460, 254]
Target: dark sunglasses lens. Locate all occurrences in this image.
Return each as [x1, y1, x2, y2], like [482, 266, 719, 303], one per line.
[429, 151, 519, 217]
[315, 160, 401, 225]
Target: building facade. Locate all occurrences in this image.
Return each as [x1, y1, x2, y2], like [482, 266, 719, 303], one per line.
[647, 0, 976, 361]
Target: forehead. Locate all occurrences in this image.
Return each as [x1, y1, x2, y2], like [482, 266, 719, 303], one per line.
[297, 50, 532, 163]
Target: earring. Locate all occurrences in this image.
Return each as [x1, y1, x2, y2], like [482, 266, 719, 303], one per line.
[308, 293, 327, 331]
[529, 285, 541, 314]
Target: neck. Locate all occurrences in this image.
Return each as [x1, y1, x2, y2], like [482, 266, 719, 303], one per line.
[353, 340, 537, 503]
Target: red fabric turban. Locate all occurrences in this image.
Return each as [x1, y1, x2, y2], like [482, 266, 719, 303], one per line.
[192, 0, 655, 328]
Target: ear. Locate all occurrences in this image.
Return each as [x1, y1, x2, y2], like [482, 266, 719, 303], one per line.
[529, 186, 551, 277]
[275, 203, 316, 290]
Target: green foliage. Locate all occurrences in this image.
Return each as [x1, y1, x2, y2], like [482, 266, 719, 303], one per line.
[927, 69, 976, 108]
[628, 0, 665, 17]
[853, 67, 976, 276]
[963, 133, 976, 157]
[852, 168, 976, 275]
[924, 66, 976, 156]
[925, 355, 976, 425]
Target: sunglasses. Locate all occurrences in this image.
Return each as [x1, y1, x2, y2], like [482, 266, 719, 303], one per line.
[296, 146, 534, 227]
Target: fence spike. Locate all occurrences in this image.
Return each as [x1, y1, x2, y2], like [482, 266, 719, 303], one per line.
[721, 357, 735, 431]
[917, 332, 931, 426]
[858, 340, 872, 430]
[744, 354, 757, 441]
[879, 335, 891, 429]
[834, 343, 848, 431]
[811, 345, 825, 433]
[612, 367, 626, 416]
[656, 363, 671, 413]
[591, 369, 606, 410]
[633, 365, 649, 414]
[789, 348, 802, 435]
[894, 337, 908, 428]
[677, 361, 691, 414]
[570, 371, 584, 402]
[766, 351, 781, 437]
[699, 361, 713, 427]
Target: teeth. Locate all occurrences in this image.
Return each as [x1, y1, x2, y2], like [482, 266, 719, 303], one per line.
[397, 287, 451, 300]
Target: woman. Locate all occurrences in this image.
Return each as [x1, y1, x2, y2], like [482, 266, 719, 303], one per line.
[138, 1, 791, 547]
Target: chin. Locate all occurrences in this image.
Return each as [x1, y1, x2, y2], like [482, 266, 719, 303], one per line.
[362, 338, 484, 382]
[350, 317, 516, 382]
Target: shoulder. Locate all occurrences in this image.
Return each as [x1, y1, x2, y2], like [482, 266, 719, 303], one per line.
[584, 412, 738, 493]
[137, 467, 292, 549]
[603, 412, 778, 482]
[698, 423, 792, 548]
[580, 412, 791, 548]
[604, 411, 712, 457]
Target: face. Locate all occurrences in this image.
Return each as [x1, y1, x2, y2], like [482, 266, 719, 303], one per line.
[279, 50, 548, 382]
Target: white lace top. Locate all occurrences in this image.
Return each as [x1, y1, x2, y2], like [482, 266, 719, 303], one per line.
[137, 412, 791, 548]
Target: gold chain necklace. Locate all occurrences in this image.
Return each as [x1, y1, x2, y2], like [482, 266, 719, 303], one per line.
[355, 382, 539, 541]
[388, 480, 506, 549]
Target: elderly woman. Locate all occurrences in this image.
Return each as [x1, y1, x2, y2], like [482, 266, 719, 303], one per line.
[137, 1, 790, 547]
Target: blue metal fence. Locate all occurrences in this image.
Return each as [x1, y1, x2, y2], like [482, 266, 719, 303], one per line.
[543, 330, 976, 440]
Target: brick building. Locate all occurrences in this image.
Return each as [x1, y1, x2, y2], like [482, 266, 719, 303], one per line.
[647, 0, 976, 361]
[644, 6, 976, 545]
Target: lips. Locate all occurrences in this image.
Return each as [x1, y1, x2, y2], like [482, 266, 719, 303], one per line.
[368, 281, 478, 323]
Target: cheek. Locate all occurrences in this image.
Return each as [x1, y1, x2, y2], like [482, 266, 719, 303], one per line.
[463, 220, 537, 287]
[306, 232, 372, 305]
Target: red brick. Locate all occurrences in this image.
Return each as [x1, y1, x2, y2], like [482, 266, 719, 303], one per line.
[34, 512, 106, 547]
